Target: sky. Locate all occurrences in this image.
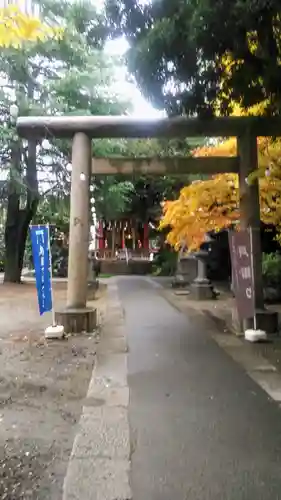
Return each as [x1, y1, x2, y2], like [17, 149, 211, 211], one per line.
[94, 0, 161, 117]
[104, 37, 164, 118]
[2, 0, 163, 118]
[0, 37, 163, 185]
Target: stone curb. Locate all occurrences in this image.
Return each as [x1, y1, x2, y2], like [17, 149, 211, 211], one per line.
[212, 331, 281, 402]
[62, 279, 132, 500]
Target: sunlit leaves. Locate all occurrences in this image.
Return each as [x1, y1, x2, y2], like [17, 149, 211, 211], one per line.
[0, 5, 63, 48]
[161, 139, 281, 251]
[160, 173, 240, 251]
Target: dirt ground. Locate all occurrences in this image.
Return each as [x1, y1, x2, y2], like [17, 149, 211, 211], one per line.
[0, 281, 106, 500]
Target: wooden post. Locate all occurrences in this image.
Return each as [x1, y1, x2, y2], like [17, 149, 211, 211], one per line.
[98, 221, 104, 250]
[67, 133, 91, 308]
[237, 133, 264, 310]
[235, 133, 280, 333]
[122, 222, 125, 249]
[236, 134, 278, 333]
[112, 223, 116, 257]
[143, 223, 149, 251]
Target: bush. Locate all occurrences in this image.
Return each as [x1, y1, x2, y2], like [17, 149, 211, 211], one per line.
[24, 226, 70, 277]
[153, 246, 178, 276]
[262, 252, 281, 288]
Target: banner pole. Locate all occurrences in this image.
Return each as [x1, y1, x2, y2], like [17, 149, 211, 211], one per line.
[249, 227, 257, 331]
[125, 247, 129, 265]
[47, 224, 56, 327]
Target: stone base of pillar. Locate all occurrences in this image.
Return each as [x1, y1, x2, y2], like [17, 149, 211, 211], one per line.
[232, 307, 279, 335]
[172, 274, 190, 288]
[172, 256, 197, 289]
[87, 281, 99, 300]
[55, 307, 97, 334]
[189, 281, 216, 300]
[231, 308, 244, 336]
[255, 309, 278, 334]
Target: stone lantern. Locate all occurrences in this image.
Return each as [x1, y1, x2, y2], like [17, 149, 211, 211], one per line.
[173, 245, 197, 288]
[189, 237, 217, 300]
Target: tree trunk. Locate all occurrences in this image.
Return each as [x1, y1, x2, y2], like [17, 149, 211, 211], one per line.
[4, 139, 39, 283]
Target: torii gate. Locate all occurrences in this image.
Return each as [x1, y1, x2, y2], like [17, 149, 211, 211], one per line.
[17, 115, 281, 333]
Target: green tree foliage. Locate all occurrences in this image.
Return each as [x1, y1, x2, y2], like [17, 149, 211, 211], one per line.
[105, 0, 281, 116]
[93, 177, 134, 221]
[92, 136, 204, 224]
[0, 0, 209, 282]
[0, 0, 132, 282]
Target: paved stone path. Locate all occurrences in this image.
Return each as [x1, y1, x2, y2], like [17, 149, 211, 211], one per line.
[63, 281, 131, 500]
[118, 276, 281, 500]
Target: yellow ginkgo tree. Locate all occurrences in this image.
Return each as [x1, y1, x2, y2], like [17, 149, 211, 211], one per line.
[160, 138, 281, 251]
[0, 5, 63, 47]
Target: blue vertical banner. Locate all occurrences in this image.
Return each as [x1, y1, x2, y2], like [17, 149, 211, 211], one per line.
[30, 225, 52, 315]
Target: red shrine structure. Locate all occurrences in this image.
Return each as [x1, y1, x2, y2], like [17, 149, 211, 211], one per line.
[96, 219, 150, 257]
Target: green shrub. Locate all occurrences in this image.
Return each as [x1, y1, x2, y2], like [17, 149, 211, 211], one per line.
[153, 246, 178, 276]
[262, 253, 281, 288]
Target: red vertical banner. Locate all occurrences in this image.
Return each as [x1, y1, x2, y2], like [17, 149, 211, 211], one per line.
[121, 221, 125, 249]
[98, 221, 104, 250]
[143, 223, 149, 250]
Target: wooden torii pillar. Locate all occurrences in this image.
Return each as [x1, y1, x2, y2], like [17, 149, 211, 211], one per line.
[67, 133, 91, 308]
[238, 133, 263, 307]
[59, 132, 96, 332]
[16, 115, 281, 334]
[237, 133, 277, 332]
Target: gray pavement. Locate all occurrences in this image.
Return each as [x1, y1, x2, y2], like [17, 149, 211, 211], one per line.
[118, 276, 281, 500]
[62, 281, 131, 500]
